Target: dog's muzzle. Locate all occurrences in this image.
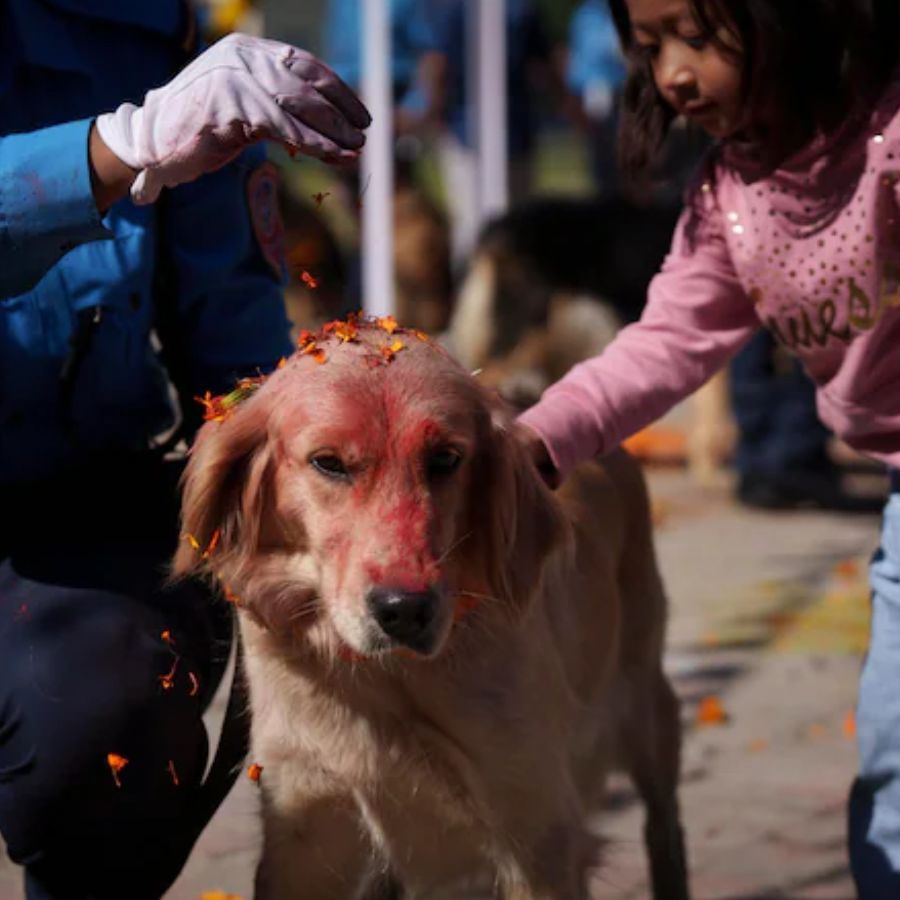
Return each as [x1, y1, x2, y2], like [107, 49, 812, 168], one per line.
[366, 586, 442, 654]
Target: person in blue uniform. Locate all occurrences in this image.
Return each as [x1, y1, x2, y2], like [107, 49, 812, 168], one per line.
[565, 0, 626, 197]
[0, 2, 370, 897]
[417, 0, 561, 265]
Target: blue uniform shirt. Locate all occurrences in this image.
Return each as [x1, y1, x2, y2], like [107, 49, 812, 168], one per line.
[0, 0, 293, 485]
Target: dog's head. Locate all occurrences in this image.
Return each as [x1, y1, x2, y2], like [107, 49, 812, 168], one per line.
[173, 321, 566, 661]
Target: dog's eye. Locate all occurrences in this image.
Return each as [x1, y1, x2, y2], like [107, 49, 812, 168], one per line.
[426, 448, 462, 479]
[311, 454, 350, 480]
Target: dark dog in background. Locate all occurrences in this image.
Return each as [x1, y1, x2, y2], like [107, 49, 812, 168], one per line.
[446, 195, 735, 480]
[446, 195, 679, 406]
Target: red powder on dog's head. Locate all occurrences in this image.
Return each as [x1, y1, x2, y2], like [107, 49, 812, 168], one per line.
[194, 316, 439, 428]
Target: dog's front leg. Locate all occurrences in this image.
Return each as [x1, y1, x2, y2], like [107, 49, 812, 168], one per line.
[254, 790, 377, 900]
[496, 812, 594, 900]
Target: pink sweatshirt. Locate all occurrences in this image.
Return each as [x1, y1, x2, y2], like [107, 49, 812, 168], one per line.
[519, 78, 900, 480]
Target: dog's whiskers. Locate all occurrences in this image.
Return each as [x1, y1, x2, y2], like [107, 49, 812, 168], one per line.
[457, 588, 501, 605]
[286, 601, 320, 624]
[436, 531, 473, 567]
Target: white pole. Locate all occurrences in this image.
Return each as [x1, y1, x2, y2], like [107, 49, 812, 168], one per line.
[361, 0, 394, 317]
[476, 0, 508, 220]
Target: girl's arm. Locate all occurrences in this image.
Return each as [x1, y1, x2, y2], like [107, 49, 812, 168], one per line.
[518, 197, 760, 481]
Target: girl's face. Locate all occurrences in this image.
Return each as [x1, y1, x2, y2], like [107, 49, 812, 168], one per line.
[626, 0, 743, 138]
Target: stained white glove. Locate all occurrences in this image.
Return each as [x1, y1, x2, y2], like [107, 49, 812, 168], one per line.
[96, 33, 371, 205]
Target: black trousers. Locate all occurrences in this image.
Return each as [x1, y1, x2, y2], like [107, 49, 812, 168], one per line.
[0, 455, 244, 899]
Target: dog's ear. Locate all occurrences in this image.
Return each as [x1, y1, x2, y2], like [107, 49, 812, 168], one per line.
[469, 400, 568, 609]
[171, 396, 275, 590]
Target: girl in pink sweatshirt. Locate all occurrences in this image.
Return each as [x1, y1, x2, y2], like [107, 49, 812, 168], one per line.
[519, 0, 900, 893]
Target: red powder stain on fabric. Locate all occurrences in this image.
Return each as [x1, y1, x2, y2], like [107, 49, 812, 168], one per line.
[23, 172, 47, 203]
[13, 604, 29, 621]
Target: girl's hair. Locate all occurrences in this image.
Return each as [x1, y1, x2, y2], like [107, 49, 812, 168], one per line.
[609, 0, 900, 177]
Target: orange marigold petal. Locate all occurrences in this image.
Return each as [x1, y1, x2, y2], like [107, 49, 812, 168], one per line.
[159, 658, 178, 691]
[844, 710, 857, 738]
[107, 752, 128, 787]
[834, 559, 860, 579]
[202, 528, 221, 559]
[247, 763, 263, 782]
[695, 695, 728, 727]
[222, 583, 241, 605]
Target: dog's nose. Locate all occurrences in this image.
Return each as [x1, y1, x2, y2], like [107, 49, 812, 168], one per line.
[366, 586, 440, 653]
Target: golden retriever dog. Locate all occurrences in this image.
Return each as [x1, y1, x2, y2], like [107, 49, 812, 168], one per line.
[173, 319, 689, 900]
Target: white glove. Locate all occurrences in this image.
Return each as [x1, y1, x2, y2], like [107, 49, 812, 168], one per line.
[96, 33, 371, 205]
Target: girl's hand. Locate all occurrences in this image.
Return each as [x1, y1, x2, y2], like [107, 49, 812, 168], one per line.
[95, 34, 372, 205]
[514, 424, 561, 490]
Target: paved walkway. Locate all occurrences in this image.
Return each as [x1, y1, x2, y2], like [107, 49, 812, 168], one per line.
[0, 465, 885, 899]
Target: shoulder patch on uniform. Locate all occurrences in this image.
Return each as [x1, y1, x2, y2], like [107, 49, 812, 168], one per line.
[247, 161, 286, 281]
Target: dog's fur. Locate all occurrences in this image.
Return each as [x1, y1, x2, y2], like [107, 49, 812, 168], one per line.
[173, 324, 689, 900]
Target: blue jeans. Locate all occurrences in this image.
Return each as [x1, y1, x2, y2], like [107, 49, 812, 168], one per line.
[849, 470, 900, 896]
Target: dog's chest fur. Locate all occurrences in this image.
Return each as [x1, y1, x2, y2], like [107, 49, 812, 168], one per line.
[241, 613, 589, 888]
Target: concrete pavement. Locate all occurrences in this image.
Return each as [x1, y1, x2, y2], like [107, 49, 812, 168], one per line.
[0, 465, 885, 899]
